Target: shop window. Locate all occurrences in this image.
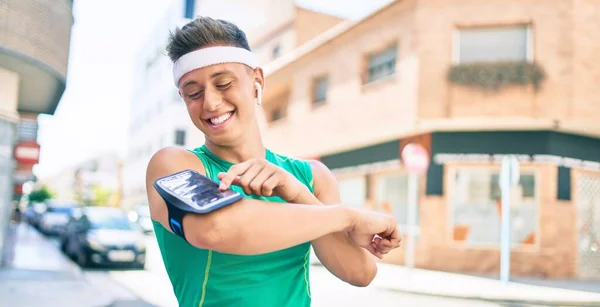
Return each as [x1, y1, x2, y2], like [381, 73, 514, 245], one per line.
[374, 173, 418, 230]
[450, 168, 538, 247]
[338, 177, 366, 209]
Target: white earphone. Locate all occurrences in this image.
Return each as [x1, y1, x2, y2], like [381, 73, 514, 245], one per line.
[255, 82, 262, 105]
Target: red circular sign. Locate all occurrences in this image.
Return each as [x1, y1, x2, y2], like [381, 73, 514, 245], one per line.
[13, 141, 41, 165]
[401, 143, 430, 174]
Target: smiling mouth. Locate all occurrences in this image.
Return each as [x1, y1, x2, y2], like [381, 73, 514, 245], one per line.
[207, 111, 234, 126]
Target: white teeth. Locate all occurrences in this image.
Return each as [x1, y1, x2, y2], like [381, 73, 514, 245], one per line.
[209, 112, 232, 125]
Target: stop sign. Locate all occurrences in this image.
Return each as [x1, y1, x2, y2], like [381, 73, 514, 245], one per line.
[401, 143, 430, 174]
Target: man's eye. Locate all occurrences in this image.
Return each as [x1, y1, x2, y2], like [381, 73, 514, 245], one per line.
[188, 91, 202, 99]
[217, 82, 232, 89]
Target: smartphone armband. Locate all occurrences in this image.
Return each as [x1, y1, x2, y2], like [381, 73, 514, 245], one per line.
[153, 169, 244, 243]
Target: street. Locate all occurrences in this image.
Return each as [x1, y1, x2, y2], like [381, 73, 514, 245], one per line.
[49, 235, 548, 307]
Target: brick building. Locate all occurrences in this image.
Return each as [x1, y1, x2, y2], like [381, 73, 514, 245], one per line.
[258, 0, 600, 279]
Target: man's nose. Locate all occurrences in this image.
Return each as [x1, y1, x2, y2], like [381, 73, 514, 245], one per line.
[203, 88, 222, 111]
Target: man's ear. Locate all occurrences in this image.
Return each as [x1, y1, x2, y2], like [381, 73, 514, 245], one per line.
[253, 67, 265, 91]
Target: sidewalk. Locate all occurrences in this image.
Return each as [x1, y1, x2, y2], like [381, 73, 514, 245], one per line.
[5, 224, 600, 306]
[0, 223, 119, 307]
[370, 263, 600, 306]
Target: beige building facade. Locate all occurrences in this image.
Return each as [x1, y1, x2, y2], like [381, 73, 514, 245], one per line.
[259, 0, 600, 279]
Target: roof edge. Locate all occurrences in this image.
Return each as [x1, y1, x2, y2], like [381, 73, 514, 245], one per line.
[263, 0, 401, 77]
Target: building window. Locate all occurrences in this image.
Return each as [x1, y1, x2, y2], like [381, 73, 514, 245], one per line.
[270, 106, 286, 122]
[366, 44, 397, 83]
[312, 76, 328, 106]
[339, 177, 366, 209]
[18, 118, 38, 141]
[450, 168, 538, 247]
[272, 44, 281, 59]
[455, 25, 531, 64]
[374, 173, 415, 229]
[184, 0, 195, 19]
[174, 129, 186, 146]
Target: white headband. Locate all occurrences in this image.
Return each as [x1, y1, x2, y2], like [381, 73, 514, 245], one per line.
[172, 46, 259, 87]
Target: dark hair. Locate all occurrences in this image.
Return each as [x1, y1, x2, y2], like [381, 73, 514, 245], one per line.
[166, 16, 251, 62]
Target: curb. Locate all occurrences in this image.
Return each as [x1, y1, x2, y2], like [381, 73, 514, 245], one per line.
[310, 263, 600, 307]
[380, 286, 600, 307]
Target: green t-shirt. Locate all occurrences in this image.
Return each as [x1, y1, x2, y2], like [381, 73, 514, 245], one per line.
[152, 145, 315, 307]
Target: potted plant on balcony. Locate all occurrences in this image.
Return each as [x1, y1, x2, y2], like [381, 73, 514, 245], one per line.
[447, 61, 546, 92]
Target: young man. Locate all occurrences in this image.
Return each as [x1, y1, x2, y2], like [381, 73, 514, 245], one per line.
[146, 16, 401, 307]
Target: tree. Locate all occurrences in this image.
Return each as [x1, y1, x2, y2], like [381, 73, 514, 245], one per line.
[90, 184, 115, 207]
[28, 186, 54, 203]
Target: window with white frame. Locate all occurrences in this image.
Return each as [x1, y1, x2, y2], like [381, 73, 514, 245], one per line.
[455, 25, 531, 64]
[450, 168, 538, 247]
[338, 177, 366, 209]
[374, 173, 414, 227]
[366, 44, 397, 83]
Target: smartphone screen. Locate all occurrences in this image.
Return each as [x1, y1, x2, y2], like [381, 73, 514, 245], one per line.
[156, 169, 241, 212]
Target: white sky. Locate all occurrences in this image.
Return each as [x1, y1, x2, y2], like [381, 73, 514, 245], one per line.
[35, 0, 392, 179]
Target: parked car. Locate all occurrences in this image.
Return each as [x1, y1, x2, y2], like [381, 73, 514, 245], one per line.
[60, 206, 146, 268]
[38, 202, 77, 236]
[23, 202, 47, 228]
[128, 205, 153, 234]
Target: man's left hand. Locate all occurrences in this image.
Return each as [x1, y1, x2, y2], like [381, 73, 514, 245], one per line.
[217, 159, 311, 202]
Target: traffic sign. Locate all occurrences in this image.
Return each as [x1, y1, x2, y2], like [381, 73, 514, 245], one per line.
[401, 143, 430, 174]
[401, 143, 429, 271]
[14, 140, 40, 165]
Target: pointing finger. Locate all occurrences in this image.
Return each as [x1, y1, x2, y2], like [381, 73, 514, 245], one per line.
[218, 161, 253, 190]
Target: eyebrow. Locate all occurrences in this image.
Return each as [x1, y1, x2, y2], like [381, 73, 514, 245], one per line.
[210, 70, 234, 79]
[181, 70, 235, 88]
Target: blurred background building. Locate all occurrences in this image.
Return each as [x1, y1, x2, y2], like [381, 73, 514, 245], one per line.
[120, 0, 600, 280]
[121, 0, 205, 210]
[121, 0, 349, 208]
[4, 0, 598, 283]
[260, 0, 600, 279]
[263, 0, 600, 278]
[39, 153, 122, 207]
[0, 0, 74, 264]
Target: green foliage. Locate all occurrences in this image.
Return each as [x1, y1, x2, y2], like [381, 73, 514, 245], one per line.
[447, 61, 545, 91]
[90, 184, 115, 207]
[28, 185, 54, 203]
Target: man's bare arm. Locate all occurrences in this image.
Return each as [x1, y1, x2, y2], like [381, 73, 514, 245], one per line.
[302, 161, 378, 287]
[145, 147, 357, 255]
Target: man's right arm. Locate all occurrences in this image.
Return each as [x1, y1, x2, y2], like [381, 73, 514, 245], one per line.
[145, 147, 357, 255]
